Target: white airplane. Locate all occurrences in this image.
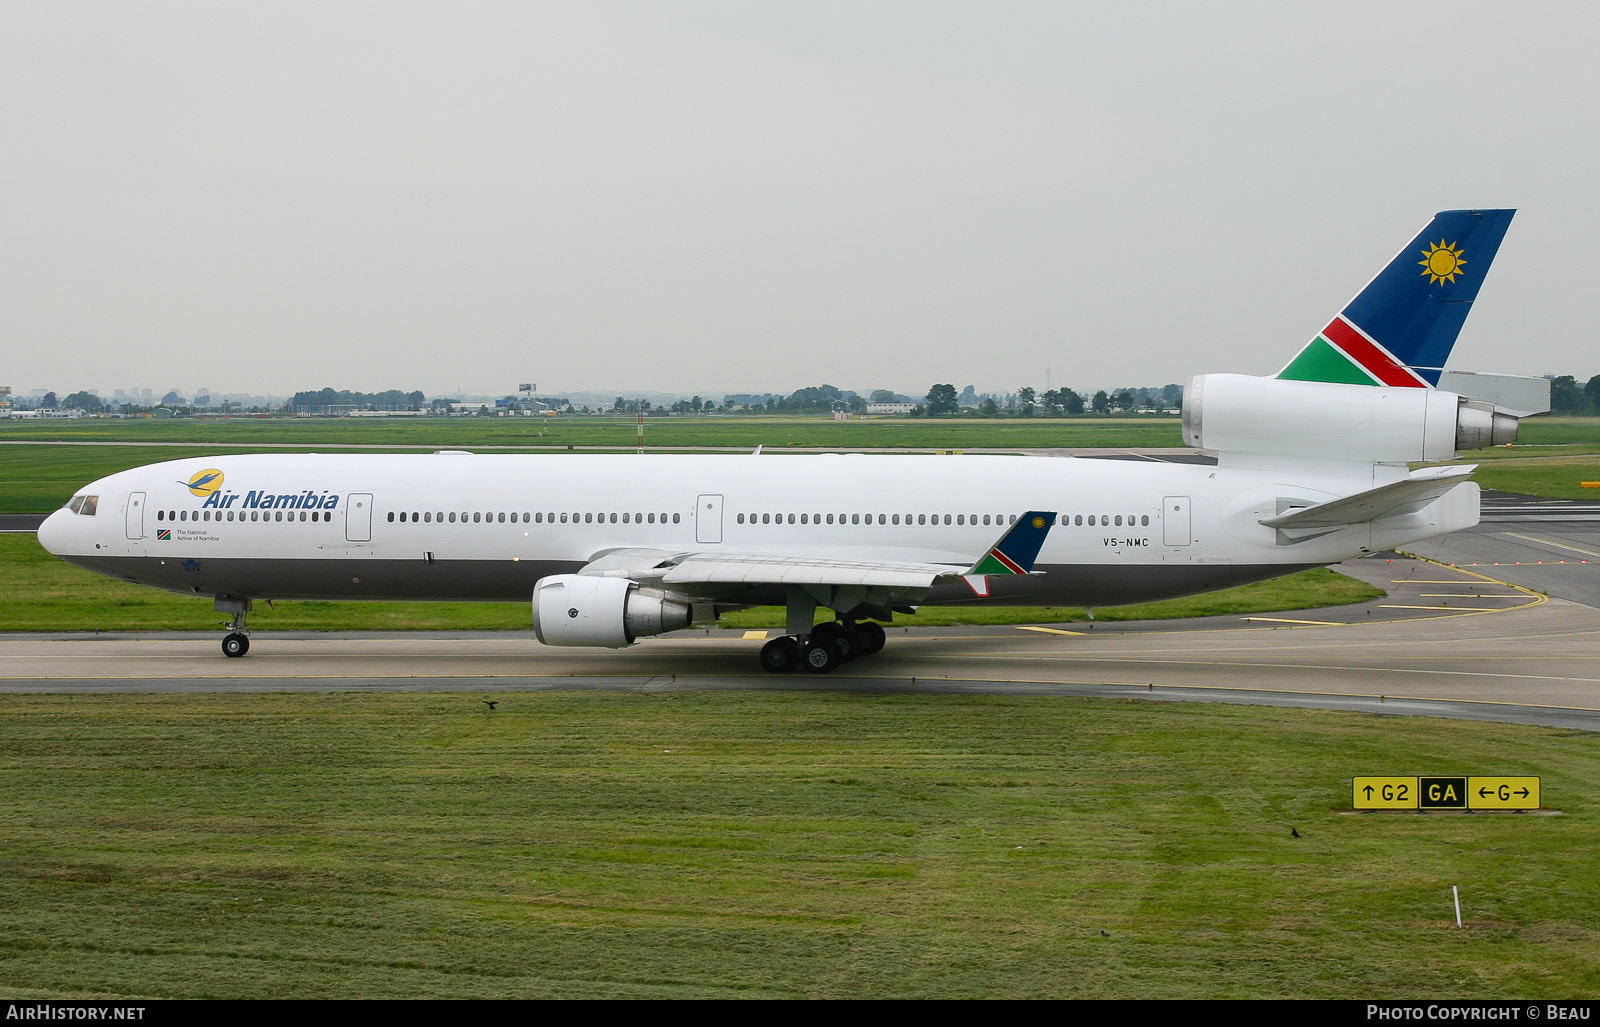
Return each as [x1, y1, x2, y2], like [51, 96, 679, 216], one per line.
[40, 209, 1546, 673]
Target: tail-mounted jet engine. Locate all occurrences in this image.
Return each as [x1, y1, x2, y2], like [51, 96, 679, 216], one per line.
[532, 574, 693, 648]
[1181, 374, 1521, 468]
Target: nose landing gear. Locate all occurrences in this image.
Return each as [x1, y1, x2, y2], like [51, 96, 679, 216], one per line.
[216, 597, 252, 658]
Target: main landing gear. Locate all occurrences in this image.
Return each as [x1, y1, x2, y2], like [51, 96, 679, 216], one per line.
[760, 621, 887, 674]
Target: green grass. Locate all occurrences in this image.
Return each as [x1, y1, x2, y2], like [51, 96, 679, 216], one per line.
[0, 413, 1183, 449]
[0, 690, 1596, 998]
[0, 534, 1380, 631]
[0, 416, 1182, 513]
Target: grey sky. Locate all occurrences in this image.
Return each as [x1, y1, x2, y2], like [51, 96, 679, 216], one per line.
[2, 2, 1596, 400]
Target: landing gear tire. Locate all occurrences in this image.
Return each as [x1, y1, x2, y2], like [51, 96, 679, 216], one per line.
[811, 621, 857, 663]
[760, 636, 800, 673]
[854, 622, 886, 656]
[801, 637, 840, 674]
[222, 632, 250, 658]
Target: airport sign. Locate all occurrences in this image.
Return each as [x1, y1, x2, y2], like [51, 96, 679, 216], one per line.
[1353, 776, 1540, 810]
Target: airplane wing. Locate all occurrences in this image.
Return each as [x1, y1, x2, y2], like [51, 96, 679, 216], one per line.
[575, 511, 1058, 596]
[1259, 466, 1476, 530]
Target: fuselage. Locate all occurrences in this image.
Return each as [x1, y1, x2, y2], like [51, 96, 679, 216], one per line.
[37, 450, 1471, 610]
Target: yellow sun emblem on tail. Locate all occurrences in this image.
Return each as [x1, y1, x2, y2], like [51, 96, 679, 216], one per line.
[1032, 515, 1048, 529]
[1419, 240, 1467, 285]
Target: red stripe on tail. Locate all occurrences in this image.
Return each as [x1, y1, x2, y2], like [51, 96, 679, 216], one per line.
[1322, 318, 1429, 387]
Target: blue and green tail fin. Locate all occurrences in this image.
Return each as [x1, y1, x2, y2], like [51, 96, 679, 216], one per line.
[1278, 209, 1515, 388]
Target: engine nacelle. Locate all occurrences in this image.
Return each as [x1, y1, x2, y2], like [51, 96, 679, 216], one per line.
[531, 574, 693, 648]
[1182, 374, 1519, 468]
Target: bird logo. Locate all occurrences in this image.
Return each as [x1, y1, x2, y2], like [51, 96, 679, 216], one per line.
[182, 468, 225, 497]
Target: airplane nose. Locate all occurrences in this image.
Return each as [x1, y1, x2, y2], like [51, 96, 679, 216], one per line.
[36, 509, 70, 555]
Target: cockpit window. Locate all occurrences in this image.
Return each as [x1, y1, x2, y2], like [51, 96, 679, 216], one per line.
[67, 496, 98, 515]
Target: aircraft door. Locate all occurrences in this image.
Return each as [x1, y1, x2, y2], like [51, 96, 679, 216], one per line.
[696, 494, 724, 544]
[125, 492, 146, 540]
[346, 494, 373, 542]
[1162, 496, 1192, 546]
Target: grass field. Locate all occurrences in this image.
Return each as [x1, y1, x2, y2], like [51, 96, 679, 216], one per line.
[0, 413, 1186, 450]
[0, 690, 1596, 999]
[0, 534, 1379, 631]
[4, 415, 1599, 513]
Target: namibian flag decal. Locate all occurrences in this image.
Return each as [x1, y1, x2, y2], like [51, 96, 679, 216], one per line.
[156, 529, 171, 540]
[1279, 316, 1430, 388]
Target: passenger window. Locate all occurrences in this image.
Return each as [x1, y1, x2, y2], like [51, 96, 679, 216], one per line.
[648, 513, 656, 524]
[388, 512, 395, 522]
[608, 512, 616, 524]
[943, 514, 951, 525]
[982, 515, 991, 525]
[672, 513, 680, 523]
[1141, 515, 1150, 526]
[826, 514, 833, 524]
[800, 514, 808, 524]
[157, 510, 165, 521]
[736, 513, 743, 524]
[559, 513, 567, 523]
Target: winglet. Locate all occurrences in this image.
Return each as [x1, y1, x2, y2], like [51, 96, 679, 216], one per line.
[961, 511, 1056, 596]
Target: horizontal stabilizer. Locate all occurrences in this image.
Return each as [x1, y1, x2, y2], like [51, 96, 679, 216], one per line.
[1260, 466, 1476, 530]
[1436, 370, 1551, 418]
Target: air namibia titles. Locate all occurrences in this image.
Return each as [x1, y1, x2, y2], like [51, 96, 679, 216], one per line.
[199, 490, 341, 511]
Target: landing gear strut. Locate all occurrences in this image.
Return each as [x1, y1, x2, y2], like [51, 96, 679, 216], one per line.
[217, 598, 251, 658]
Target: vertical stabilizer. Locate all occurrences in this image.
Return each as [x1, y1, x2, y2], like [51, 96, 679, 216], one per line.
[1279, 209, 1515, 387]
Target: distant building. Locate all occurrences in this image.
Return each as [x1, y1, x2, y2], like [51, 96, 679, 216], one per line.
[6, 408, 83, 419]
[866, 402, 915, 415]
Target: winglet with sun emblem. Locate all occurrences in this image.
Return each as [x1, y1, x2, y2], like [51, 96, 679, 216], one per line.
[1419, 240, 1467, 285]
[959, 510, 1057, 596]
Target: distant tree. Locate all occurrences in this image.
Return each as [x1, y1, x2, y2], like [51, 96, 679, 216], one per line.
[1161, 383, 1183, 409]
[1091, 390, 1110, 414]
[870, 389, 897, 403]
[925, 384, 960, 416]
[1585, 375, 1600, 415]
[160, 391, 184, 406]
[848, 395, 866, 414]
[1550, 375, 1585, 414]
[911, 404, 927, 417]
[959, 385, 977, 407]
[1017, 386, 1036, 417]
[62, 391, 102, 412]
[980, 397, 999, 417]
[1039, 389, 1063, 417]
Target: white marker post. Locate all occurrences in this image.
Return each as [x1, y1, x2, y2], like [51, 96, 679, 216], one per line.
[1453, 885, 1463, 928]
